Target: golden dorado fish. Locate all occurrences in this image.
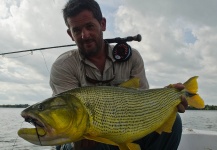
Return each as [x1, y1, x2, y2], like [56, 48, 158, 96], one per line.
[18, 76, 204, 150]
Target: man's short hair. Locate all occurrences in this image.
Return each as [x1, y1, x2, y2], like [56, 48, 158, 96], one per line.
[63, 0, 103, 27]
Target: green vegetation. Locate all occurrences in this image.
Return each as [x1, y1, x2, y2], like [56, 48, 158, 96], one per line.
[0, 104, 29, 108]
[0, 104, 217, 110]
[187, 105, 217, 110]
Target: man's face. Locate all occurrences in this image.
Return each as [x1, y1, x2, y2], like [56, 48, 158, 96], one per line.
[67, 10, 106, 57]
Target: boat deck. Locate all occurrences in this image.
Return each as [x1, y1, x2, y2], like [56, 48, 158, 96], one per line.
[178, 128, 217, 150]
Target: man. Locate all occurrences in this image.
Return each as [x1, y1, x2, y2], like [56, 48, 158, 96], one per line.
[50, 0, 187, 149]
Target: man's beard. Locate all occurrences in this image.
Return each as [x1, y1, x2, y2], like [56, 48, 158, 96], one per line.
[80, 47, 99, 57]
[79, 39, 103, 57]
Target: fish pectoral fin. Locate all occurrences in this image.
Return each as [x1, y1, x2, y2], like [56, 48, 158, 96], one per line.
[119, 77, 140, 89]
[84, 136, 141, 150]
[118, 143, 140, 150]
[84, 135, 117, 146]
[126, 143, 141, 150]
[156, 109, 177, 134]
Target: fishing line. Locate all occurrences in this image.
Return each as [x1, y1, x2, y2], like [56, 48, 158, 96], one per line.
[12, 121, 25, 150]
[23, 84, 45, 100]
[39, 50, 50, 73]
[2, 48, 49, 73]
[27, 118, 45, 146]
[33, 122, 43, 146]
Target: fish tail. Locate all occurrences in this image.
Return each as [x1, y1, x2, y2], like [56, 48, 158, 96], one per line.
[184, 76, 205, 109]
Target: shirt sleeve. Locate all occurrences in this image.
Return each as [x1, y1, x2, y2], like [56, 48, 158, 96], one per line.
[49, 60, 79, 96]
[130, 49, 149, 90]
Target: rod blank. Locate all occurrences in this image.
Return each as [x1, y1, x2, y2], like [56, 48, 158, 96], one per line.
[0, 34, 142, 56]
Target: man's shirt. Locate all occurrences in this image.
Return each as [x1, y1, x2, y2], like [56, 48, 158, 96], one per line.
[50, 44, 149, 95]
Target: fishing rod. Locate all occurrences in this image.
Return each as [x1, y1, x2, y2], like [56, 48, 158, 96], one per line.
[0, 34, 142, 56]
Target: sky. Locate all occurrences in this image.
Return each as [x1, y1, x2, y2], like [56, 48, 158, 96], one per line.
[0, 0, 217, 105]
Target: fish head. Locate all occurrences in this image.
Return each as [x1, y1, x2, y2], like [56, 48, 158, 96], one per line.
[18, 93, 88, 146]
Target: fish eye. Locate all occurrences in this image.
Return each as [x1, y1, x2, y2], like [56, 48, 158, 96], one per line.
[38, 104, 44, 111]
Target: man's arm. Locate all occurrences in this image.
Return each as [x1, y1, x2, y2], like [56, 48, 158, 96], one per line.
[50, 61, 79, 95]
[130, 49, 149, 89]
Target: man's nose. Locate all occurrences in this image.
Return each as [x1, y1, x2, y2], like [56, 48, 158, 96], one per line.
[81, 28, 90, 39]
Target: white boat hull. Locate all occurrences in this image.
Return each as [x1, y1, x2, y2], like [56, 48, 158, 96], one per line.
[178, 128, 217, 150]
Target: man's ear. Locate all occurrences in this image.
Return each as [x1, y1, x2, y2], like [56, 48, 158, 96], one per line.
[67, 29, 74, 41]
[101, 17, 106, 31]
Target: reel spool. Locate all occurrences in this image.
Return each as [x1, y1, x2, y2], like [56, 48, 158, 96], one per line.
[112, 42, 132, 62]
[106, 34, 142, 62]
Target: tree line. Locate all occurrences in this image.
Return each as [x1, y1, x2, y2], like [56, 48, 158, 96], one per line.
[0, 104, 217, 110]
[187, 105, 217, 110]
[0, 104, 29, 108]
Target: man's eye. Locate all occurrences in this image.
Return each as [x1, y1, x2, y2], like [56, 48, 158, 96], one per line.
[87, 24, 94, 29]
[73, 28, 81, 34]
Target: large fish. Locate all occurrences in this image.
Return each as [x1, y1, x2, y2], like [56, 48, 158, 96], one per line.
[18, 76, 204, 150]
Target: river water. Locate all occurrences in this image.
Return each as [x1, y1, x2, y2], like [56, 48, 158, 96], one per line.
[0, 108, 54, 150]
[0, 108, 216, 150]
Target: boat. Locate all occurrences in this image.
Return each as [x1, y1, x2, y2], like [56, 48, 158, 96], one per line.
[178, 128, 217, 150]
[62, 128, 217, 150]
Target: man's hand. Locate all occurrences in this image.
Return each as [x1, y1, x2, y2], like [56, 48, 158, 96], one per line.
[167, 83, 188, 113]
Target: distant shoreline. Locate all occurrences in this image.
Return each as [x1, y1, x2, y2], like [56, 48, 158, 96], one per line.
[187, 105, 217, 110]
[0, 104, 29, 108]
[0, 104, 217, 110]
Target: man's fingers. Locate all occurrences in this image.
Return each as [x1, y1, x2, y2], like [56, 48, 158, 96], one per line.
[173, 83, 185, 90]
[166, 83, 185, 90]
[177, 104, 185, 113]
[166, 83, 188, 113]
[181, 95, 188, 109]
[177, 96, 188, 113]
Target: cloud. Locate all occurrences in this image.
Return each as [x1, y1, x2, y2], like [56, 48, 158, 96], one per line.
[124, 0, 217, 26]
[113, 1, 217, 104]
[0, 0, 70, 104]
[0, 81, 51, 105]
[0, 58, 44, 83]
[0, 0, 217, 106]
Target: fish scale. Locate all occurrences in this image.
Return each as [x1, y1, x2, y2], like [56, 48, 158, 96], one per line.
[70, 86, 181, 141]
[18, 76, 204, 150]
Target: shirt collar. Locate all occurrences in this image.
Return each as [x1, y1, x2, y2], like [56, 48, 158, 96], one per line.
[78, 43, 116, 63]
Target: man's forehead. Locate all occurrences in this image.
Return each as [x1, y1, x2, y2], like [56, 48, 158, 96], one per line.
[67, 10, 97, 27]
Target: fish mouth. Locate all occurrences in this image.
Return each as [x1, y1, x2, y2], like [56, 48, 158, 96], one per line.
[24, 116, 44, 128]
[21, 113, 46, 136]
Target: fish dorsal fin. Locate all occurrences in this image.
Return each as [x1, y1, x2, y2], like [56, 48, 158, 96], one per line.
[183, 76, 198, 94]
[119, 77, 140, 88]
